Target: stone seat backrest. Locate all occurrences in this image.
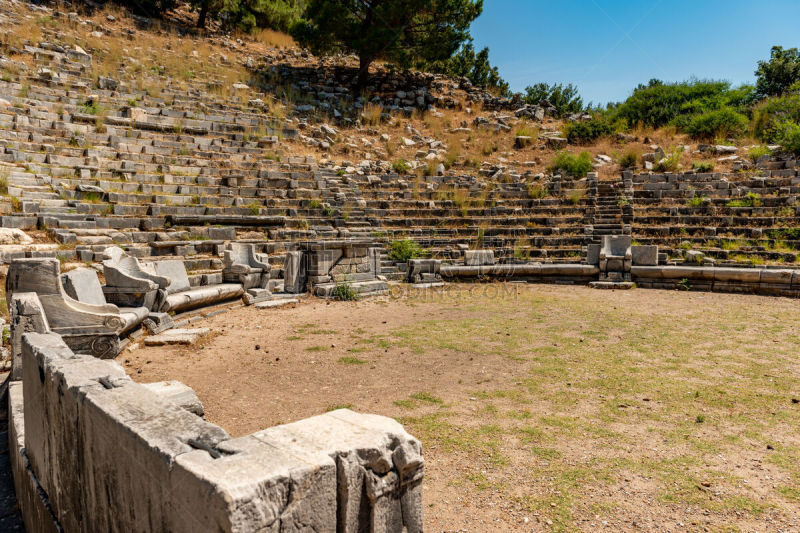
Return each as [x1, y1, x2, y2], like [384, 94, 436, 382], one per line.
[61, 268, 114, 307]
[5, 258, 124, 337]
[600, 235, 632, 259]
[223, 243, 269, 273]
[103, 246, 169, 290]
[150, 260, 192, 295]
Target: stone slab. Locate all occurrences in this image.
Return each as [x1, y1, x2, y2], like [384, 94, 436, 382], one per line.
[255, 299, 299, 309]
[143, 328, 210, 346]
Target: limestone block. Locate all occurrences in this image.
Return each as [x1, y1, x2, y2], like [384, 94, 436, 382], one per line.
[152, 260, 192, 293]
[163, 284, 244, 313]
[142, 380, 204, 416]
[144, 328, 210, 346]
[8, 381, 61, 533]
[308, 249, 343, 276]
[21, 332, 233, 532]
[173, 435, 337, 532]
[464, 250, 495, 266]
[586, 244, 600, 266]
[8, 293, 50, 380]
[61, 267, 107, 306]
[631, 245, 658, 266]
[284, 251, 305, 293]
[255, 299, 298, 309]
[253, 409, 424, 533]
[142, 312, 174, 335]
[759, 269, 792, 285]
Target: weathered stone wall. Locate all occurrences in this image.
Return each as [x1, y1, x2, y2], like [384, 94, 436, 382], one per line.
[631, 265, 800, 296]
[13, 330, 423, 532]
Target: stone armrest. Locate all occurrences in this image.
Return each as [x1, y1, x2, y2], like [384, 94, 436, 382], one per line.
[224, 248, 270, 271]
[599, 250, 632, 260]
[103, 262, 166, 290]
[47, 294, 126, 333]
[252, 254, 271, 271]
[224, 263, 258, 275]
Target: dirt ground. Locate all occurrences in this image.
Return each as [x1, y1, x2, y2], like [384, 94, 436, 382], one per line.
[124, 284, 800, 532]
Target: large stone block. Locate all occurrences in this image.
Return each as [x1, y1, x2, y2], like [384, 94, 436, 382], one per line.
[464, 250, 495, 266]
[631, 245, 658, 266]
[8, 381, 61, 533]
[254, 409, 424, 533]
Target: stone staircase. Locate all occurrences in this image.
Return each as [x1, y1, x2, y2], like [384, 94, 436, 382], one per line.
[588, 179, 632, 245]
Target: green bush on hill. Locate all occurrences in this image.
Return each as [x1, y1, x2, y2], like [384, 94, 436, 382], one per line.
[685, 108, 749, 140]
[607, 79, 753, 131]
[775, 121, 800, 155]
[548, 151, 592, 178]
[388, 239, 426, 262]
[564, 116, 614, 144]
[753, 93, 800, 141]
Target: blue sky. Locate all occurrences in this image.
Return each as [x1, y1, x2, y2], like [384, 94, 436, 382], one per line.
[470, 0, 800, 105]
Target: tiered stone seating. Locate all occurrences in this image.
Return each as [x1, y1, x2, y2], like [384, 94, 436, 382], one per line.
[0, 33, 595, 276]
[629, 159, 800, 265]
[3, 25, 799, 277]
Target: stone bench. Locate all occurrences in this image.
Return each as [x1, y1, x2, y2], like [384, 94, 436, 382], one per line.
[6, 258, 125, 358]
[151, 259, 244, 313]
[61, 267, 149, 336]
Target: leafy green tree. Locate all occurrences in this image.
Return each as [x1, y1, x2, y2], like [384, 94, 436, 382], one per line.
[292, 0, 483, 90]
[755, 46, 800, 99]
[522, 83, 583, 117]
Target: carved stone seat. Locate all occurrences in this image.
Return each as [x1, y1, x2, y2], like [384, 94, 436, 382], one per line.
[6, 258, 124, 358]
[599, 235, 632, 282]
[61, 267, 149, 335]
[151, 259, 244, 313]
[222, 242, 270, 290]
[102, 246, 170, 309]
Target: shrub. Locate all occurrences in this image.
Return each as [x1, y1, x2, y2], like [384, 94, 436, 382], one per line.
[613, 79, 751, 130]
[692, 160, 715, 172]
[392, 159, 411, 175]
[775, 121, 800, 155]
[618, 150, 639, 169]
[564, 117, 613, 144]
[361, 102, 382, 126]
[654, 149, 683, 172]
[726, 192, 762, 208]
[516, 124, 538, 138]
[331, 280, 359, 301]
[526, 182, 547, 199]
[748, 145, 772, 162]
[388, 239, 425, 262]
[752, 93, 800, 141]
[567, 187, 586, 205]
[548, 151, 592, 178]
[685, 108, 749, 140]
[308, 198, 322, 209]
[687, 195, 709, 207]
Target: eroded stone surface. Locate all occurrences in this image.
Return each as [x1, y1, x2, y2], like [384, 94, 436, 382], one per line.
[143, 327, 210, 345]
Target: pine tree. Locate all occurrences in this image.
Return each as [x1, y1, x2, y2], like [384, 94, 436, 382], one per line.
[292, 0, 483, 90]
